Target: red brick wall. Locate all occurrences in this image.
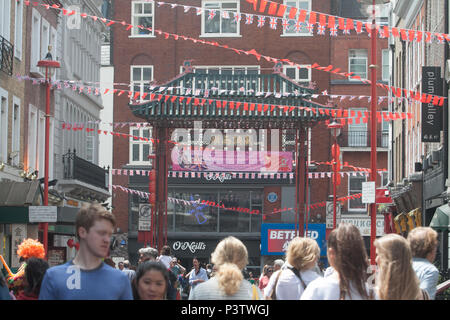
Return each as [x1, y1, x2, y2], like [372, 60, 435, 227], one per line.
[111, 0, 336, 230]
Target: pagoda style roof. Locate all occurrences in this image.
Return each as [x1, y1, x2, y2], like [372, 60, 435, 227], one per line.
[129, 65, 330, 129]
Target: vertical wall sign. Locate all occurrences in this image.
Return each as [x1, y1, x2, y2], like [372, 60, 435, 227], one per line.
[421, 67, 443, 142]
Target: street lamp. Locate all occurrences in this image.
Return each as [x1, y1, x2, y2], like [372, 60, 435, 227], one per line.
[359, 0, 390, 266]
[37, 46, 60, 257]
[328, 120, 343, 230]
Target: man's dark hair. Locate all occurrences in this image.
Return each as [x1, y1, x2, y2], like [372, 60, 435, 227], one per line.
[24, 258, 49, 296]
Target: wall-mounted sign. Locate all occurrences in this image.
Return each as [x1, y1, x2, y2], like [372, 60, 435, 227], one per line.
[267, 192, 278, 203]
[362, 182, 376, 204]
[138, 204, 151, 231]
[340, 217, 384, 237]
[260, 223, 326, 256]
[11, 224, 27, 269]
[422, 66, 442, 142]
[325, 201, 341, 229]
[172, 241, 206, 254]
[29, 206, 57, 223]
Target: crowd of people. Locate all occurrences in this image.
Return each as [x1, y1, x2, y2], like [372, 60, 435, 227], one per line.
[0, 203, 441, 300]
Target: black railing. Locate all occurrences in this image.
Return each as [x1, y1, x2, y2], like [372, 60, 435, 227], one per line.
[337, 131, 389, 148]
[63, 150, 109, 190]
[0, 35, 13, 76]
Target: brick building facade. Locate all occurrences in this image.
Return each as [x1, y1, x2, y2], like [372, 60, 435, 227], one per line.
[110, 0, 389, 268]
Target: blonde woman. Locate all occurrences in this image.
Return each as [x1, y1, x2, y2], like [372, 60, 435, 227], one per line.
[374, 234, 426, 300]
[188, 236, 262, 300]
[265, 237, 321, 300]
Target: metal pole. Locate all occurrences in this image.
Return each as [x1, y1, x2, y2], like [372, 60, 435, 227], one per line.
[43, 67, 50, 258]
[369, 0, 378, 265]
[333, 139, 337, 230]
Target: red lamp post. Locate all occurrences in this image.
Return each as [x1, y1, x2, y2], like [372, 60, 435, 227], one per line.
[328, 120, 343, 230]
[37, 46, 60, 257]
[360, 0, 390, 265]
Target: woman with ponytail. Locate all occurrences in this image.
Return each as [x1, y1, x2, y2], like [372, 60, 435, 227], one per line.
[189, 236, 262, 300]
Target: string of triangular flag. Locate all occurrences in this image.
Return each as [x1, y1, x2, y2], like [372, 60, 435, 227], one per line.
[27, 0, 446, 107]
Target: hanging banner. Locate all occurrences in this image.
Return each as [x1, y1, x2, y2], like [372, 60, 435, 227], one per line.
[172, 151, 293, 172]
[421, 66, 443, 142]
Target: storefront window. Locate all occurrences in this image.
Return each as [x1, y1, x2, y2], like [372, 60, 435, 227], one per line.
[168, 188, 263, 233]
[173, 190, 218, 232]
[218, 190, 251, 232]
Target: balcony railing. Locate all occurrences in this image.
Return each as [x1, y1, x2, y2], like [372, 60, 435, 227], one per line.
[63, 150, 109, 190]
[337, 131, 389, 148]
[0, 35, 13, 76]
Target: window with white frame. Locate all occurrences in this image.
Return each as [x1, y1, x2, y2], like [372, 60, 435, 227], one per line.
[348, 108, 367, 147]
[382, 49, 389, 82]
[282, 0, 311, 36]
[0, 0, 11, 41]
[0, 88, 8, 163]
[129, 126, 153, 165]
[283, 65, 311, 83]
[11, 97, 21, 166]
[28, 105, 38, 172]
[131, 65, 153, 102]
[381, 115, 389, 148]
[15, 0, 24, 59]
[86, 134, 95, 163]
[202, 1, 239, 36]
[348, 174, 367, 211]
[349, 49, 368, 80]
[41, 19, 50, 62]
[131, 1, 154, 37]
[30, 9, 41, 74]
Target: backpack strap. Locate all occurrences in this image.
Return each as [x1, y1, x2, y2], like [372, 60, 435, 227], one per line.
[268, 270, 283, 300]
[288, 266, 307, 289]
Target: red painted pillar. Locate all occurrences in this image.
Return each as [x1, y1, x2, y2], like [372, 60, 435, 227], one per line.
[369, 0, 378, 266]
[43, 68, 51, 258]
[297, 127, 306, 237]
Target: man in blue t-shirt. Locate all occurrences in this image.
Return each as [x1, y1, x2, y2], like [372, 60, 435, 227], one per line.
[39, 204, 132, 300]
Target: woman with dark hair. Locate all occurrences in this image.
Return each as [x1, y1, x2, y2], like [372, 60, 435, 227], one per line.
[16, 258, 49, 300]
[132, 261, 169, 300]
[301, 223, 373, 300]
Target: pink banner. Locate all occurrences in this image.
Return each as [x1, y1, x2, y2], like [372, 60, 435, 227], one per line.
[172, 151, 292, 172]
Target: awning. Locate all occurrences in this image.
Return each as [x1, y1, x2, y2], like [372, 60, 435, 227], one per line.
[430, 204, 450, 231]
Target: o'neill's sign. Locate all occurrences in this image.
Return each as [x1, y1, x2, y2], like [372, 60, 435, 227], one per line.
[422, 67, 443, 142]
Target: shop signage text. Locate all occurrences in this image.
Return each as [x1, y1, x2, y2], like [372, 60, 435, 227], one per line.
[172, 241, 206, 254]
[340, 217, 384, 237]
[29, 206, 57, 223]
[261, 223, 326, 256]
[421, 66, 442, 142]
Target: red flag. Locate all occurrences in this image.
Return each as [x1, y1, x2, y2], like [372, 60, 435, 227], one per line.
[288, 7, 297, 20]
[338, 17, 345, 30]
[246, 0, 258, 11]
[268, 2, 278, 15]
[259, 0, 268, 13]
[276, 4, 287, 17]
[346, 18, 354, 31]
[309, 11, 317, 25]
[391, 27, 399, 38]
[400, 29, 407, 41]
[319, 14, 326, 26]
[244, 103, 249, 111]
[298, 9, 307, 23]
[383, 26, 389, 38]
[408, 30, 416, 42]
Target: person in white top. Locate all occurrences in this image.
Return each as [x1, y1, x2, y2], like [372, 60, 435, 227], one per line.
[374, 234, 427, 300]
[157, 245, 172, 269]
[301, 223, 373, 300]
[264, 237, 321, 300]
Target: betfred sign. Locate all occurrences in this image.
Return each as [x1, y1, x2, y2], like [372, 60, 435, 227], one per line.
[261, 223, 326, 256]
